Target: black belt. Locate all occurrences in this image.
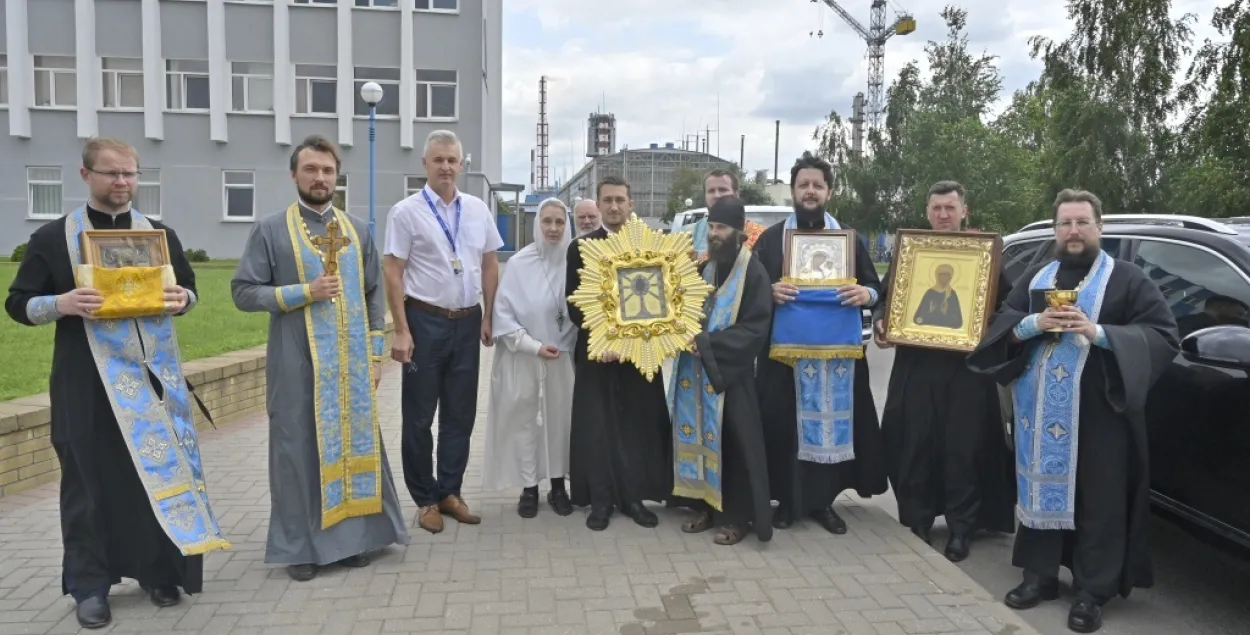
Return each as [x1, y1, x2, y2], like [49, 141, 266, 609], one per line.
[405, 298, 480, 319]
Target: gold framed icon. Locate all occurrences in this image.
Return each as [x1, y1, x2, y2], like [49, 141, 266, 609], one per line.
[882, 229, 1002, 352]
[568, 214, 714, 381]
[781, 229, 856, 286]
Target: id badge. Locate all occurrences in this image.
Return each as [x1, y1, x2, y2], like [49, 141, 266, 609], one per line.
[452, 258, 463, 275]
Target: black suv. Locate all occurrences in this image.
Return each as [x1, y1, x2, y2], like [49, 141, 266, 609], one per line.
[1002, 214, 1250, 552]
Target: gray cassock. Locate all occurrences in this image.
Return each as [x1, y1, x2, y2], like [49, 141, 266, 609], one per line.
[231, 203, 409, 566]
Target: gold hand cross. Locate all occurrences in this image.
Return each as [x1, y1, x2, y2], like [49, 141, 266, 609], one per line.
[310, 218, 352, 275]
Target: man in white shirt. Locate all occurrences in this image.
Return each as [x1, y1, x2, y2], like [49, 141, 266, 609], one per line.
[383, 130, 504, 534]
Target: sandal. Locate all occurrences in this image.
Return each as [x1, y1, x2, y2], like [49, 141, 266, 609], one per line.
[713, 524, 746, 545]
[682, 512, 713, 533]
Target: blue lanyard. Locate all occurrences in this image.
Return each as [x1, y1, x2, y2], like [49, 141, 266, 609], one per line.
[421, 189, 462, 255]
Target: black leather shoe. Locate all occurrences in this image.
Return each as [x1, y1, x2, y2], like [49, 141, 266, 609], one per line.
[811, 507, 848, 535]
[911, 525, 932, 543]
[586, 507, 612, 531]
[772, 506, 795, 529]
[548, 489, 573, 516]
[75, 596, 111, 629]
[287, 564, 318, 581]
[518, 489, 539, 518]
[944, 533, 971, 562]
[1004, 574, 1059, 609]
[338, 553, 370, 568]
[147, 585, 181, 607]
[624, 502, 659, 528]
[1067, 599, 1103, 633]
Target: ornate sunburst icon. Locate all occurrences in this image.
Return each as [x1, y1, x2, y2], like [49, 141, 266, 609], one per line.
[568, 214, 713, 381]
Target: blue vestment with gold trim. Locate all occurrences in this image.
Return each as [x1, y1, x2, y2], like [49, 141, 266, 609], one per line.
[63, 207, 230, 556]
[278, 203, 386, 529]
[768, 214, 863, 465]
[669, 245, 752, 511]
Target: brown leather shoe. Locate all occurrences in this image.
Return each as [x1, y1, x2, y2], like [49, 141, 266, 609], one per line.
[438, 495, 481, 524]
[417, 505, 444, 534]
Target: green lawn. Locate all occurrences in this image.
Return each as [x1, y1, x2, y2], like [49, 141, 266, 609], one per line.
[0, 261, 267, 400]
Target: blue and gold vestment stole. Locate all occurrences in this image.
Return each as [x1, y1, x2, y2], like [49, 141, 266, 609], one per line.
[1013, 250, 1114, 530]
[64, 207, 230, 555]
[668, 245, 752, 511]
[768, 213, 863, 465]
[283, 204, 385, 529]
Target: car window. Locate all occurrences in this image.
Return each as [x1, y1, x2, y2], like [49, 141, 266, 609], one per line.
[1003, 237, 1125, 286]
[1132, 239, 1250, 338]
[1003, 239, 1047, 284]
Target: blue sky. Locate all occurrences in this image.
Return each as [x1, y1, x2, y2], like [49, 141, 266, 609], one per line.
[498, 0, 1221, 193]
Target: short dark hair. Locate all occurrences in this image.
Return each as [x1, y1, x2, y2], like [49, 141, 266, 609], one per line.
[789, 151, 834, 189]
[596, 175, 630, 199]
[290, 134, 342, 173]
[704, 168, 740, 192]
[1052, 188, 1103, 222]
[927, 180, 966, 201]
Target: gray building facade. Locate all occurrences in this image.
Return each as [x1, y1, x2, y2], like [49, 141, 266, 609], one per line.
[0, 0, 503, 258]
[557, 144, 734, 220]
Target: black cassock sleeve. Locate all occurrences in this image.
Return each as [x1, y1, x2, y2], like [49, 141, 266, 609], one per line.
[4, 229, 59, 327]
[1100, 268, 1179, 414]
[696, 258, 773, 394]
[965, 263, 1039, 385]
[565, 238, 585, 329]
[852, 231, 882, 299]
[158, 223, 199, 310]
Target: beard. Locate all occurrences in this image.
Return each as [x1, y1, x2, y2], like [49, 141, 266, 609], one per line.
[708, 232, 743, 266]
[792, 199, 826, 225]
[1055, 239, 1099, 268]
[299, 184, 335, 206]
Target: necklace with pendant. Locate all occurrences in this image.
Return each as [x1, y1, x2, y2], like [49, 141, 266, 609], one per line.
[538, 259, 566, 330]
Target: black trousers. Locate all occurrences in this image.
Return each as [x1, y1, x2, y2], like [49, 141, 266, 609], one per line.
[400, 304, 482, 507]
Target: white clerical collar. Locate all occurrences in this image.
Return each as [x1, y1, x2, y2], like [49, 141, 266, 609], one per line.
[299, 199, 333, 219]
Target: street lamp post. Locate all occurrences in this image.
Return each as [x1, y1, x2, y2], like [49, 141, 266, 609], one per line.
[359, 81, 384, 239]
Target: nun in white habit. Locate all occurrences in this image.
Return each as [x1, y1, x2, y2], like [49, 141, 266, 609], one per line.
[482, 198, 578, 518]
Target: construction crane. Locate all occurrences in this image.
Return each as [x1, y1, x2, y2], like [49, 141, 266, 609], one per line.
[811, 0, 916, 133]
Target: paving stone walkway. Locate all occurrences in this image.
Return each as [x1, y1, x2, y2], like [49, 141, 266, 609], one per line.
[0, 353, 1040, 635]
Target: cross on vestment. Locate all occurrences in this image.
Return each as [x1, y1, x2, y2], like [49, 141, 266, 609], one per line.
[311, 218, 352, 276]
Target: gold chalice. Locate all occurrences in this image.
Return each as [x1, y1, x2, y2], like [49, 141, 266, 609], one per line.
[1043, 289, 1078, 333]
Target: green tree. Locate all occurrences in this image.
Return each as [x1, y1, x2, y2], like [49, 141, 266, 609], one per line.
[1173, 0, 1250, 217]
[814, 6, 1037, 232]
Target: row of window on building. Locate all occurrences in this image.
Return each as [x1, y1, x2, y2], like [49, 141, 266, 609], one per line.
[0, 55, 458, 119]
[295, 0, 458, 8]
[25, 168, 434, 222]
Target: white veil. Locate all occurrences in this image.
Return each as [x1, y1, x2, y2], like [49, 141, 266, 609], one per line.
[491, 198, 576, 351]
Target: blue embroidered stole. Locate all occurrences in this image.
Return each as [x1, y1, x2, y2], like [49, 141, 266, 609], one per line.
[63, 207, 230, 556]
[283, 203, 384, 529]
[1013, 251, 1115, 530]
[668, 246, 752, 511]
[770, 213, 860, 464]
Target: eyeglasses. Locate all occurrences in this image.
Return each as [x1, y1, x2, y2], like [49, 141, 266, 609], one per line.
[1056, 219, 1098, 231]
[88, 169, 141, 181]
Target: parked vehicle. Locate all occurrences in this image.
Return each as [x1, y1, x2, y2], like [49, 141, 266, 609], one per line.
[1001, 214, 1250, 552]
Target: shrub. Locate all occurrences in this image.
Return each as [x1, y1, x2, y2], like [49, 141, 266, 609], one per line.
[10, 243, 27, 262]
[185, 248, 210, 263]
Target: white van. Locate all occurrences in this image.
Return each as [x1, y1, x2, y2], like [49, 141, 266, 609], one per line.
[672, 205, 793, 234]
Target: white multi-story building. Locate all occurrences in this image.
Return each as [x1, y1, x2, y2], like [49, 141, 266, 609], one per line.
[0, 0, 503, 258]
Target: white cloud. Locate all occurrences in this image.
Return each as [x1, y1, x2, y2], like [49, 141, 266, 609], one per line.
[501, 0, 1222, 193]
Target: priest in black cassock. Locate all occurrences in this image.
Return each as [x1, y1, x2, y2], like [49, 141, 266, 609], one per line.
[565, 176, 673, 530]
[5, 138, 227, 629]
[967, 189, 1178, 634]
[873, 181, 1016, 562]
[670, 197, 774, 545]
[752, 152, 889, 534]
